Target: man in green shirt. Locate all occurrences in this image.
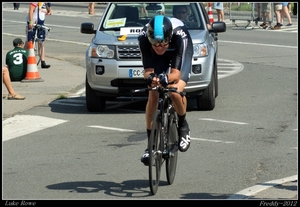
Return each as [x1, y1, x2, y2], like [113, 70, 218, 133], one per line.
[3, 38, 27, 100]
[6, 38, 28, 81]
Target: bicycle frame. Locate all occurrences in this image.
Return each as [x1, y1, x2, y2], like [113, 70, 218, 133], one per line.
[156, 87, 175, 159]
[131, 86, 178, 140]
[131, 86, 184, 195]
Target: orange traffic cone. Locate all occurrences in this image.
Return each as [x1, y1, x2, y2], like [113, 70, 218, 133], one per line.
[21, 41, 44, 82]
[207, 3, 214, 24]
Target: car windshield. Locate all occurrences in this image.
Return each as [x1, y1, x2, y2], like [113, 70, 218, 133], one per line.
[100, 2, 205, 32]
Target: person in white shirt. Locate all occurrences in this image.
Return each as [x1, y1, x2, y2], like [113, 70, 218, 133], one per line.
[25, 2, 52, 68]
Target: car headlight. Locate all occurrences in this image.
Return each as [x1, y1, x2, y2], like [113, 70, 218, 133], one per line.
[89, 45, 115, 59]
[193, 43, 208, 57]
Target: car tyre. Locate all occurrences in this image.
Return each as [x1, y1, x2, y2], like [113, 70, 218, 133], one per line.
[214, 59, 218, 98]
[85, 75, 106, 112]
[197, 69, 215, 111]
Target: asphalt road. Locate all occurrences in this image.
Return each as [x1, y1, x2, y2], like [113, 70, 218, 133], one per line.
[2, 2, 298, 203]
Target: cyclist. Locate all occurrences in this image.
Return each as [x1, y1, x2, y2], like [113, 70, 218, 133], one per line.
[138, 15, 193, 165]
[25, 2, 52, 69]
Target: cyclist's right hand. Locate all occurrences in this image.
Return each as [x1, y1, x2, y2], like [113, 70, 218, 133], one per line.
[147, 73, 159, 87]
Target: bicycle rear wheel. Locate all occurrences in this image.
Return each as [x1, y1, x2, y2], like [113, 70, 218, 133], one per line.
[148, 110, 163, 195]
[166, 108, 178, 185]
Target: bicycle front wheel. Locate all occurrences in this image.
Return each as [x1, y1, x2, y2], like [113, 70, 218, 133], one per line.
[166, 108, 178, 185]
[34, 41, 42, 66]
[148, 109, 163, 195]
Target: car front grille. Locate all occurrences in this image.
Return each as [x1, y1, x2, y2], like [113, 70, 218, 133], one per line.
[111, 78, 147, 88]
[117, 46, 141, 59]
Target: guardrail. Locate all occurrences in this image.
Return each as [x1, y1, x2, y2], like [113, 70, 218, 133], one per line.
[229, 2, 275, 28]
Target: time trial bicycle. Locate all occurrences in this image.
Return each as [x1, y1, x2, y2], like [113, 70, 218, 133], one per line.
[31, 24, 51, 66]
[131, 85, 186, 195]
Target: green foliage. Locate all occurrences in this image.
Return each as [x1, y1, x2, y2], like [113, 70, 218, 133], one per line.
[231, 3, 252, 11]
[56, 94, 67, 99]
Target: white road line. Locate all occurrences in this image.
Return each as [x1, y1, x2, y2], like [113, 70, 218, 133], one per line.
[3, 33, 90, 46]
[2, 19, 79, 29]
[88, 125, 136, 132]
[218, 70, 235, 74]
[280, 27, 298, 31]
[227, 175, 298, 199]
[218, 66, 238, 69]
[199, 118, 249, 125]
[217, 59, 244, 79]
[191, 137, 235, 144]
[75, 88, 86, 96]
[218, 63, 237, 65]
[2, 7, 95, 18]
[3, 115, 68, 141]
[219, 40, 298, 49]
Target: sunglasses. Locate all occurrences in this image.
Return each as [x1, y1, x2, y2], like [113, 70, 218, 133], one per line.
[148, 37, 170, 46]
[152, 43, 169, 47]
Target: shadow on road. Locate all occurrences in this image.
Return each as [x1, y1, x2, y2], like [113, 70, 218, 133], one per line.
[48, 96, 201, 115]
[48, 96, 148, 115]
[46, 179, 231, 199]
[46, 179, 153, 198]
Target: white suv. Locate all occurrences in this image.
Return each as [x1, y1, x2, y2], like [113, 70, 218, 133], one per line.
[80, 2, 226, 112]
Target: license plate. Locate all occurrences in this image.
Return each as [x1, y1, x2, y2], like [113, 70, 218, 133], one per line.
[129, 69, 144, 78]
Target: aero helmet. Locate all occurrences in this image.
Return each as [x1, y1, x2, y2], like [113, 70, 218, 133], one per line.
[147, 15, 173, 45]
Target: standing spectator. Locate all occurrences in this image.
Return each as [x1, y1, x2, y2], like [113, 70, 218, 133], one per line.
[287, 2, 292, 15]
[156, 3, 165, 15]
[292, 3, 297, 15]
[281, 2, 293, 26]
[260, 3, 272, 29]
[213, 2, 225, 22]
[273, 3, 283, 30]
[2, 38, 28, 100]
[140, 3, 148, 18]
[253, 3, 262, 22]
[25, 2, 52, 69]
[13, 3, 20, 10]
[88, 2, 95, 15]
